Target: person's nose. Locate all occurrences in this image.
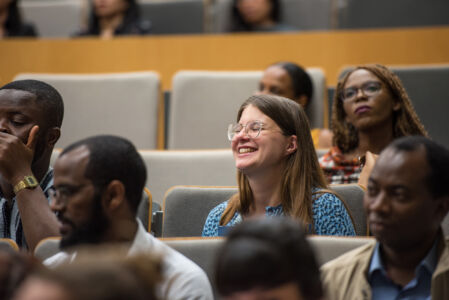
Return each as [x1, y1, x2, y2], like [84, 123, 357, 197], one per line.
[354, 87, 368, 102]
[50, 196, 64, 215]
[367, 190, 391, 215]
[0, 119, 11, 134]
[232, 127, 250, 142]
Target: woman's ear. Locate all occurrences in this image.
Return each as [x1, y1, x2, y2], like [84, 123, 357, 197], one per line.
[285, 135, 298, 155]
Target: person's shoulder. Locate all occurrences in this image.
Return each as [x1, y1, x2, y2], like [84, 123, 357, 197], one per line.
[205, 200, 229, 221]
[321, 242, 375, 274]
[312, 189, 341, 205]
[153, 238, 213, 299]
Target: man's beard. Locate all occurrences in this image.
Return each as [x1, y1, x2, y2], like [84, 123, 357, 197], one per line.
[59, 190, 109, 251]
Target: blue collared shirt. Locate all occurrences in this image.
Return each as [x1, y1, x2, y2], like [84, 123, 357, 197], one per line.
[368, 240, 439, 300]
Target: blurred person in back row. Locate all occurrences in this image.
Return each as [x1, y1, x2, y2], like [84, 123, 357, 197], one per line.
[0, 0, 37, 38]
[76, 0, 150, 39]
[44, 135, 213, 300]
[256, 61, 332, 148]
[321, 136, 449, 300]
[229, 0, 295, 32]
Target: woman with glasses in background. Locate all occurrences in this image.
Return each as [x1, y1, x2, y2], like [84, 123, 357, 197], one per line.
[202, 94, 355, 237]
[319, 64, 427, 185]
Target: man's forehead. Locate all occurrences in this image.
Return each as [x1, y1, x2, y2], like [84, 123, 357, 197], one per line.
[372, 147, 428, 183]
[0, 89, 38, 105]
[55, 146, 90, 177]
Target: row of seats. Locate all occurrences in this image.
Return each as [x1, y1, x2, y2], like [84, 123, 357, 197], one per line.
[17, 64, 449, 151]
[18, 0, 449, 38]
[16, 69, 324, 150]
[13, 234, 375, 293]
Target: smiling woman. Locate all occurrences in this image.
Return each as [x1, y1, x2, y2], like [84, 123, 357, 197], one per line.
[202, 94, 356, 237]
[319, 64, 428, 184]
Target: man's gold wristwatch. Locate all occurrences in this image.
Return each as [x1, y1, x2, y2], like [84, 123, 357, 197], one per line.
[13, 175, 39, 194]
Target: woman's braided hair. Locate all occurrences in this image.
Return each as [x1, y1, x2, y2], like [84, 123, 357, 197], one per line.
[332, 64, 427, 153]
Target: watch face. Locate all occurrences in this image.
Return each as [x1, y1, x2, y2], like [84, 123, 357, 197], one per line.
[25, 176, 38, 186]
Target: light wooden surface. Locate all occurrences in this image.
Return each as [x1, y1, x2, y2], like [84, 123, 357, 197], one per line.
[2, 26, 449, 90]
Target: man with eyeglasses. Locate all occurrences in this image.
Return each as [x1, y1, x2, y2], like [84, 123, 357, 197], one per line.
[321, 136, 449, 300]
[44, 135, 213, 300]
[0, 80, 63, 251]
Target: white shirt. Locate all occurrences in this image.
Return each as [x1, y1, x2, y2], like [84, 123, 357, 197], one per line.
[44, 220, 213, 300]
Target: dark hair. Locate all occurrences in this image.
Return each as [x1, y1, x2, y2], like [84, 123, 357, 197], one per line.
[388, 136, 449, 199]
[85, 0, 143, 35]
[61, 135, 146, 214]
[230, 0, 281, 32]
[27, 252, 161, 300]
[3, 0, 35, 37]
[271, 61, 313, 104]
[215, 217, 323, 300]
[0, 79, 64, 128]
[332, 64, 427, 153]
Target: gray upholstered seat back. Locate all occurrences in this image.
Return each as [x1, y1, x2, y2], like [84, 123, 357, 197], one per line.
[168, 69, 326, 149]
[19, 0, 83, 37]
[0, 238, 19, 251]
[162, 184, 365, 237]
[14, 72, 160, 149]
[34, 237, 61, 261]
[138, 0, 204, 34]
[337, 0, 449, 29]
[162, 186, 238, 237]
[141, 150, 236, 206]
[330, 184, 366, 236]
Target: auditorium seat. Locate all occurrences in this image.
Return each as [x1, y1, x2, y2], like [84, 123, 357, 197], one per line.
[138, 0, 204, 34]
[14, 72, 160, 149]
[162, 186, 238, 237]
[34, 237, 60, 260]
[337, 0, 449, 29]
[161, 235, 374, 295]
[161, 184, 366, 237]
[330, 184, 366, 236]
[167, 69, 326, 149]
[0, 238, 19, 251]
[140, 150, 236, 206]
[19, 0, 83, 37]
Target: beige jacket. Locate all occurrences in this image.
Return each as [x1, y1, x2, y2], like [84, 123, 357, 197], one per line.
[321, 232, 449, 300]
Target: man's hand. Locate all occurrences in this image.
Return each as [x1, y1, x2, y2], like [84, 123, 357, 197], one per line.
[0, 125, 39, 186]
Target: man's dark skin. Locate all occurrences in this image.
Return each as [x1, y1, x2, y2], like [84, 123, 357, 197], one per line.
[365, 146, 449, 287]
[0, 89, 61, 251]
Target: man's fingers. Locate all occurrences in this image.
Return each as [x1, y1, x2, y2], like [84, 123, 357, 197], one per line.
[26, 125, 39, 150]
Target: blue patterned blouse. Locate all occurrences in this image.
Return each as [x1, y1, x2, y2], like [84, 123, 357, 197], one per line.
[202, 189, 356, 237]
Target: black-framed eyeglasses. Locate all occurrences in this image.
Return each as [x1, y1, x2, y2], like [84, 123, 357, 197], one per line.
[48, 184, 88, 203]
[227, 121, 265, 141]
[341, 81, 382, 102]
